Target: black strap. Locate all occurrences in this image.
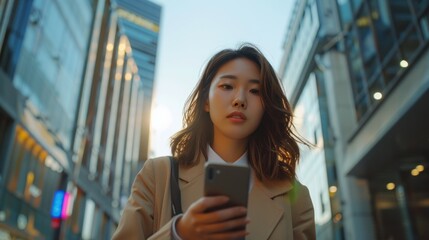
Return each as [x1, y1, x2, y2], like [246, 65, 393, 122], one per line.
[170, 156, 182, 216]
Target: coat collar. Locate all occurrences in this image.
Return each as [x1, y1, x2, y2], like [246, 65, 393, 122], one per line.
[179, 154, 206, 183]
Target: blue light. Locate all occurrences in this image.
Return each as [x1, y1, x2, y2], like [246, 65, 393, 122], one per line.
[51, 190, 65, 218]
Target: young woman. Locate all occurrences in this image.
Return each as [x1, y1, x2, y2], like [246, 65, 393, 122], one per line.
[112, 44, 315, 240]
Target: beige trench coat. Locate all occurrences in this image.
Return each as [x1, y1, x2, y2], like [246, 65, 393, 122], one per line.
[112, 156, 315, 240]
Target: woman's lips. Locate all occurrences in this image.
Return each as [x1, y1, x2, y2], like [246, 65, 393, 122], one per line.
[227, 111, 247, 122]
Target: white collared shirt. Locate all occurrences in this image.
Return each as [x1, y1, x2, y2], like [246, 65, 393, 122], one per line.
[207, 145, 254, 191]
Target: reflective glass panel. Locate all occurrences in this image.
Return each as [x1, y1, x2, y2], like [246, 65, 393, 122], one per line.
[346, 29, 366, 98]
[389, 0, 414, 39]
[351, 0, 364, 12]
[411, 0, 429, 15]
[369, 0, 397, 60]
[382, 50, 402, 86]
[337, 0, 354, 30]
[356, 4, 379, 79]
[355, 94, 370, 120]
[399, 25, 423, 61]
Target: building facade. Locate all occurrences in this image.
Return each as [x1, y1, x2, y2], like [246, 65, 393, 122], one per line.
[278, 0, 343, 239]
[280, 0, 429, 239]
[0, 0, 161, 239]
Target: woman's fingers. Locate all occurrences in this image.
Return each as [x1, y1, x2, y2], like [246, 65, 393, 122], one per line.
[190, 196, 247, 224]
[199, 205, 247, 224]
[189, 196, 229, 214]
[195, 216, 250, 234]
[205, 228, 249, 240]
[177, 196, 250, 240]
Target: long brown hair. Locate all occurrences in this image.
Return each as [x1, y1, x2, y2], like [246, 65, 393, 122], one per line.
[170, 43, 307, 181]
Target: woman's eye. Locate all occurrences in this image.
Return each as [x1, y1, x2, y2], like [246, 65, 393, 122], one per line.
[250, 89, 260, 95]
[220, 84, 232, 90]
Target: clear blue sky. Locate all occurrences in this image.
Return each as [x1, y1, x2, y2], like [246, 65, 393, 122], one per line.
[149, 0, 295, 157]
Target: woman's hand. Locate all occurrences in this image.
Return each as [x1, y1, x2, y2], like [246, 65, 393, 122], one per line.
[176, 196, 249, 240]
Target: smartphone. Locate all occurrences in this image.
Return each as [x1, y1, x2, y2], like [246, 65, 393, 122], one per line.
[204, 163, 250, 212]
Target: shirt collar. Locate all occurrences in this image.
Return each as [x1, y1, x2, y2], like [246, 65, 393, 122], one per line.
[207, 145, 249, 167]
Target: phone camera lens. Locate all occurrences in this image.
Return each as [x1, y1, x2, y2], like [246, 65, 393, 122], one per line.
[208, 167, 214, 180]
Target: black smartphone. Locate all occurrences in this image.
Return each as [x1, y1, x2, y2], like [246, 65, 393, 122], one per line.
[204, 163, 250, 212]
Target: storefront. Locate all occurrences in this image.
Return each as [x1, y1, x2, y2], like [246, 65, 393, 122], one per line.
[0, 125, 67, 239]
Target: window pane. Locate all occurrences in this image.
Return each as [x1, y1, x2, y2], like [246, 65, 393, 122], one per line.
[382, 50, 402, 86]
[411, 0, 429, 15]
[337, 0, 354, 30]
[402, 163, 429, 239]
[356, 4, 379, 79]
[0, 0, 34, 78]
[369, 0, 397, 60]
[0, 110, 12, 176]
[399, 26, 423, 61]
[355, 94, 370, 120]
[346, 30, 367, 99]
[420, 15, 429, 40]
[369, 169, 407, 239]
[351, 0, 364, 12]
[389, 0, 414, 39]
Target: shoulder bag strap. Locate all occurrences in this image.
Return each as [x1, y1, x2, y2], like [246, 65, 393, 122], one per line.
[170, 156, 183, 216]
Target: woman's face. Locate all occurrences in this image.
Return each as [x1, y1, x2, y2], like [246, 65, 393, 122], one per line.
[205, 58, 264, 143]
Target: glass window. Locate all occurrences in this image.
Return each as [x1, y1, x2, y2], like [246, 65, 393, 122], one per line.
[337, 0, 354, 30]
[369, 159, 429, 240]
[346, 29, 367, 99]
[0, 0, 34, 78]
[368, 0, 397, 60]
[402, 163, 429, 239]
[351, 0, 364, 13]
[355, 94, 370, 120]
[389, 0, 414, 40]
[382, 50, 402, 86]
[399, 25, 423, 61]
[369, 169, 406, 239]
[7, 127, 29, 193]
[0, 110, 12, 177]
[411, 0, 429, 15]
[40, 158, 62, 213]
[420, 14, 429, 40]
[356, 4, 379, 79]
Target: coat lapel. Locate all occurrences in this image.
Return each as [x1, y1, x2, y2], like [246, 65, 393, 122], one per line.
[178, 156, 206, 210]
[247, 177, 293, 240]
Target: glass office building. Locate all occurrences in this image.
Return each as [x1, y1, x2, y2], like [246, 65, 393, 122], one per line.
[335, 0, 429, 239]
[281, 0, 429, 239]
[0, 0, 161, 239]
[115, 0, 161, 164]
[279, 0, 342, 239]
[0, 0, 95, 238]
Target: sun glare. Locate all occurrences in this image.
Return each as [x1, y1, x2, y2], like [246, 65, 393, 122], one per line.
[151, 105, 172, 131]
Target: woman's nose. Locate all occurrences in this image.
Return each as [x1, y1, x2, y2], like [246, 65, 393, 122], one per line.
[232, 93, 247, 109]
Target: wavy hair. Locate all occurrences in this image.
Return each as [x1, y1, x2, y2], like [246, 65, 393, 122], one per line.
[170, 43, 307, 181]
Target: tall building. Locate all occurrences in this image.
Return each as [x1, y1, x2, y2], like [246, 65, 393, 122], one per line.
[115, 0, 161, 165]
[0, 0, 95, 238]
[0, 0, 161, 239]
[280, 0, 429, 239]
[278, 0, 343, 239]
[68, 0, 161, 239]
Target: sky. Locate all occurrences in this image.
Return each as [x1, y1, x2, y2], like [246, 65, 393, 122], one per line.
[148, 0, 295, 157]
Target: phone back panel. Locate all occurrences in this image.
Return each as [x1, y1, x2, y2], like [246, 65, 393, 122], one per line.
[204, 163, 250, 209]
